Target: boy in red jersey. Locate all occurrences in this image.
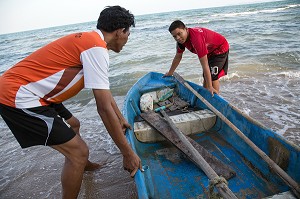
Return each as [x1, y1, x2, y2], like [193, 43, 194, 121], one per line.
[165, 20, 229, 96]
[0, 6, 142, 199]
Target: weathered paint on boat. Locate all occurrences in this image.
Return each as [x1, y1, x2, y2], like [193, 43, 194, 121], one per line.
[122, 72, 300, 199]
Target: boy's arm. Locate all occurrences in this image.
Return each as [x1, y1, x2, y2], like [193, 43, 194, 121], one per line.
[165, 52, 183, 76]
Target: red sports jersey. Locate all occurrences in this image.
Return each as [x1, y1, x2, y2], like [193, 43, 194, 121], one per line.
[177, 27, 229, 58]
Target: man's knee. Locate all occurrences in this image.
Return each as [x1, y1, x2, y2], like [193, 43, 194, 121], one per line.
[72, 139, 89, 165]
[53, 136, 89, 166]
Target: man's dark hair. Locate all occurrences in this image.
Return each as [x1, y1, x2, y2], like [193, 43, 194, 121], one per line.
[169, 20, 186, 33]
[97, 6, 135, 33]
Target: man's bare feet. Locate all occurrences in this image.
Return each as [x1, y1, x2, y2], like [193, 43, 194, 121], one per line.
[84, 160, 101, 171]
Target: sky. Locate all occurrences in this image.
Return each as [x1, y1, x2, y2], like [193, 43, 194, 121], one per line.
[0, 0, 276, 35]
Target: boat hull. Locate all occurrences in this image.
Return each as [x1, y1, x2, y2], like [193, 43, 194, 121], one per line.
[122, 72, 300, 199]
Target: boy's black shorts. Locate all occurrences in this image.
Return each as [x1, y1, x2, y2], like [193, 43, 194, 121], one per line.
[208, 51, 229, 81]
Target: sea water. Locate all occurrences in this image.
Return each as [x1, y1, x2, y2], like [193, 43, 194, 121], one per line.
[0, 0, 299, 198]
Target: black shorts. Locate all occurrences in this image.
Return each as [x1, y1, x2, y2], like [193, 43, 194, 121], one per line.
[208, 51, 229, 81]
[0, 103, 76, 148]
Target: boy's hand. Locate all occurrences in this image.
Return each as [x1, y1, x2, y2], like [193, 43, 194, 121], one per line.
[163, 72, 173, 77]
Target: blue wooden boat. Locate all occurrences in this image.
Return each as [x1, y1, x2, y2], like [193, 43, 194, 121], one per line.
[122, 72, 300, 199]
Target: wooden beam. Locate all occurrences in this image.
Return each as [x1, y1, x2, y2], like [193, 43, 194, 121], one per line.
[141, 110, 238, 198]
[173, 72, 300, 198]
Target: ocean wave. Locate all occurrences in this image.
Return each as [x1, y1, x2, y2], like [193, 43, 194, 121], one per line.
[135, 24, 169, 32]
[221, 72, 242, 81]
[199, 20, 210, 24]
[185, 19, 210, 26]
[211, 4, 300, 18]
[134, 20, 170, 31]
[270, 71, 300, 78]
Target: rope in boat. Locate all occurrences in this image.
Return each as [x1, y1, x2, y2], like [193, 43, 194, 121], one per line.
[209, 176, 228, 199]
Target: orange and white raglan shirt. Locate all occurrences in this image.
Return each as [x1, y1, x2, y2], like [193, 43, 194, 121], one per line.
[0, 29, 109, 108]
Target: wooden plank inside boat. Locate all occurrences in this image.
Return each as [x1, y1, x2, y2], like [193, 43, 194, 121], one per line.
[140, 110, 236, 180]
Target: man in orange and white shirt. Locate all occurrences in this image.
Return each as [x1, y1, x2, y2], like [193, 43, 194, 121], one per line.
[0, 6, 142, 199]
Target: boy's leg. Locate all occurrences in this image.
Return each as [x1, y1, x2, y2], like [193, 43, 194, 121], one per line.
[203, 79, 220, 93]
[212, 80, 220, 94]
[208, 51, 229, 93]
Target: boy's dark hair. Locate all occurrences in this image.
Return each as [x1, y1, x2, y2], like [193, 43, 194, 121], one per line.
[169, 20, 186, 33]
[97, 6, 135, 33]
